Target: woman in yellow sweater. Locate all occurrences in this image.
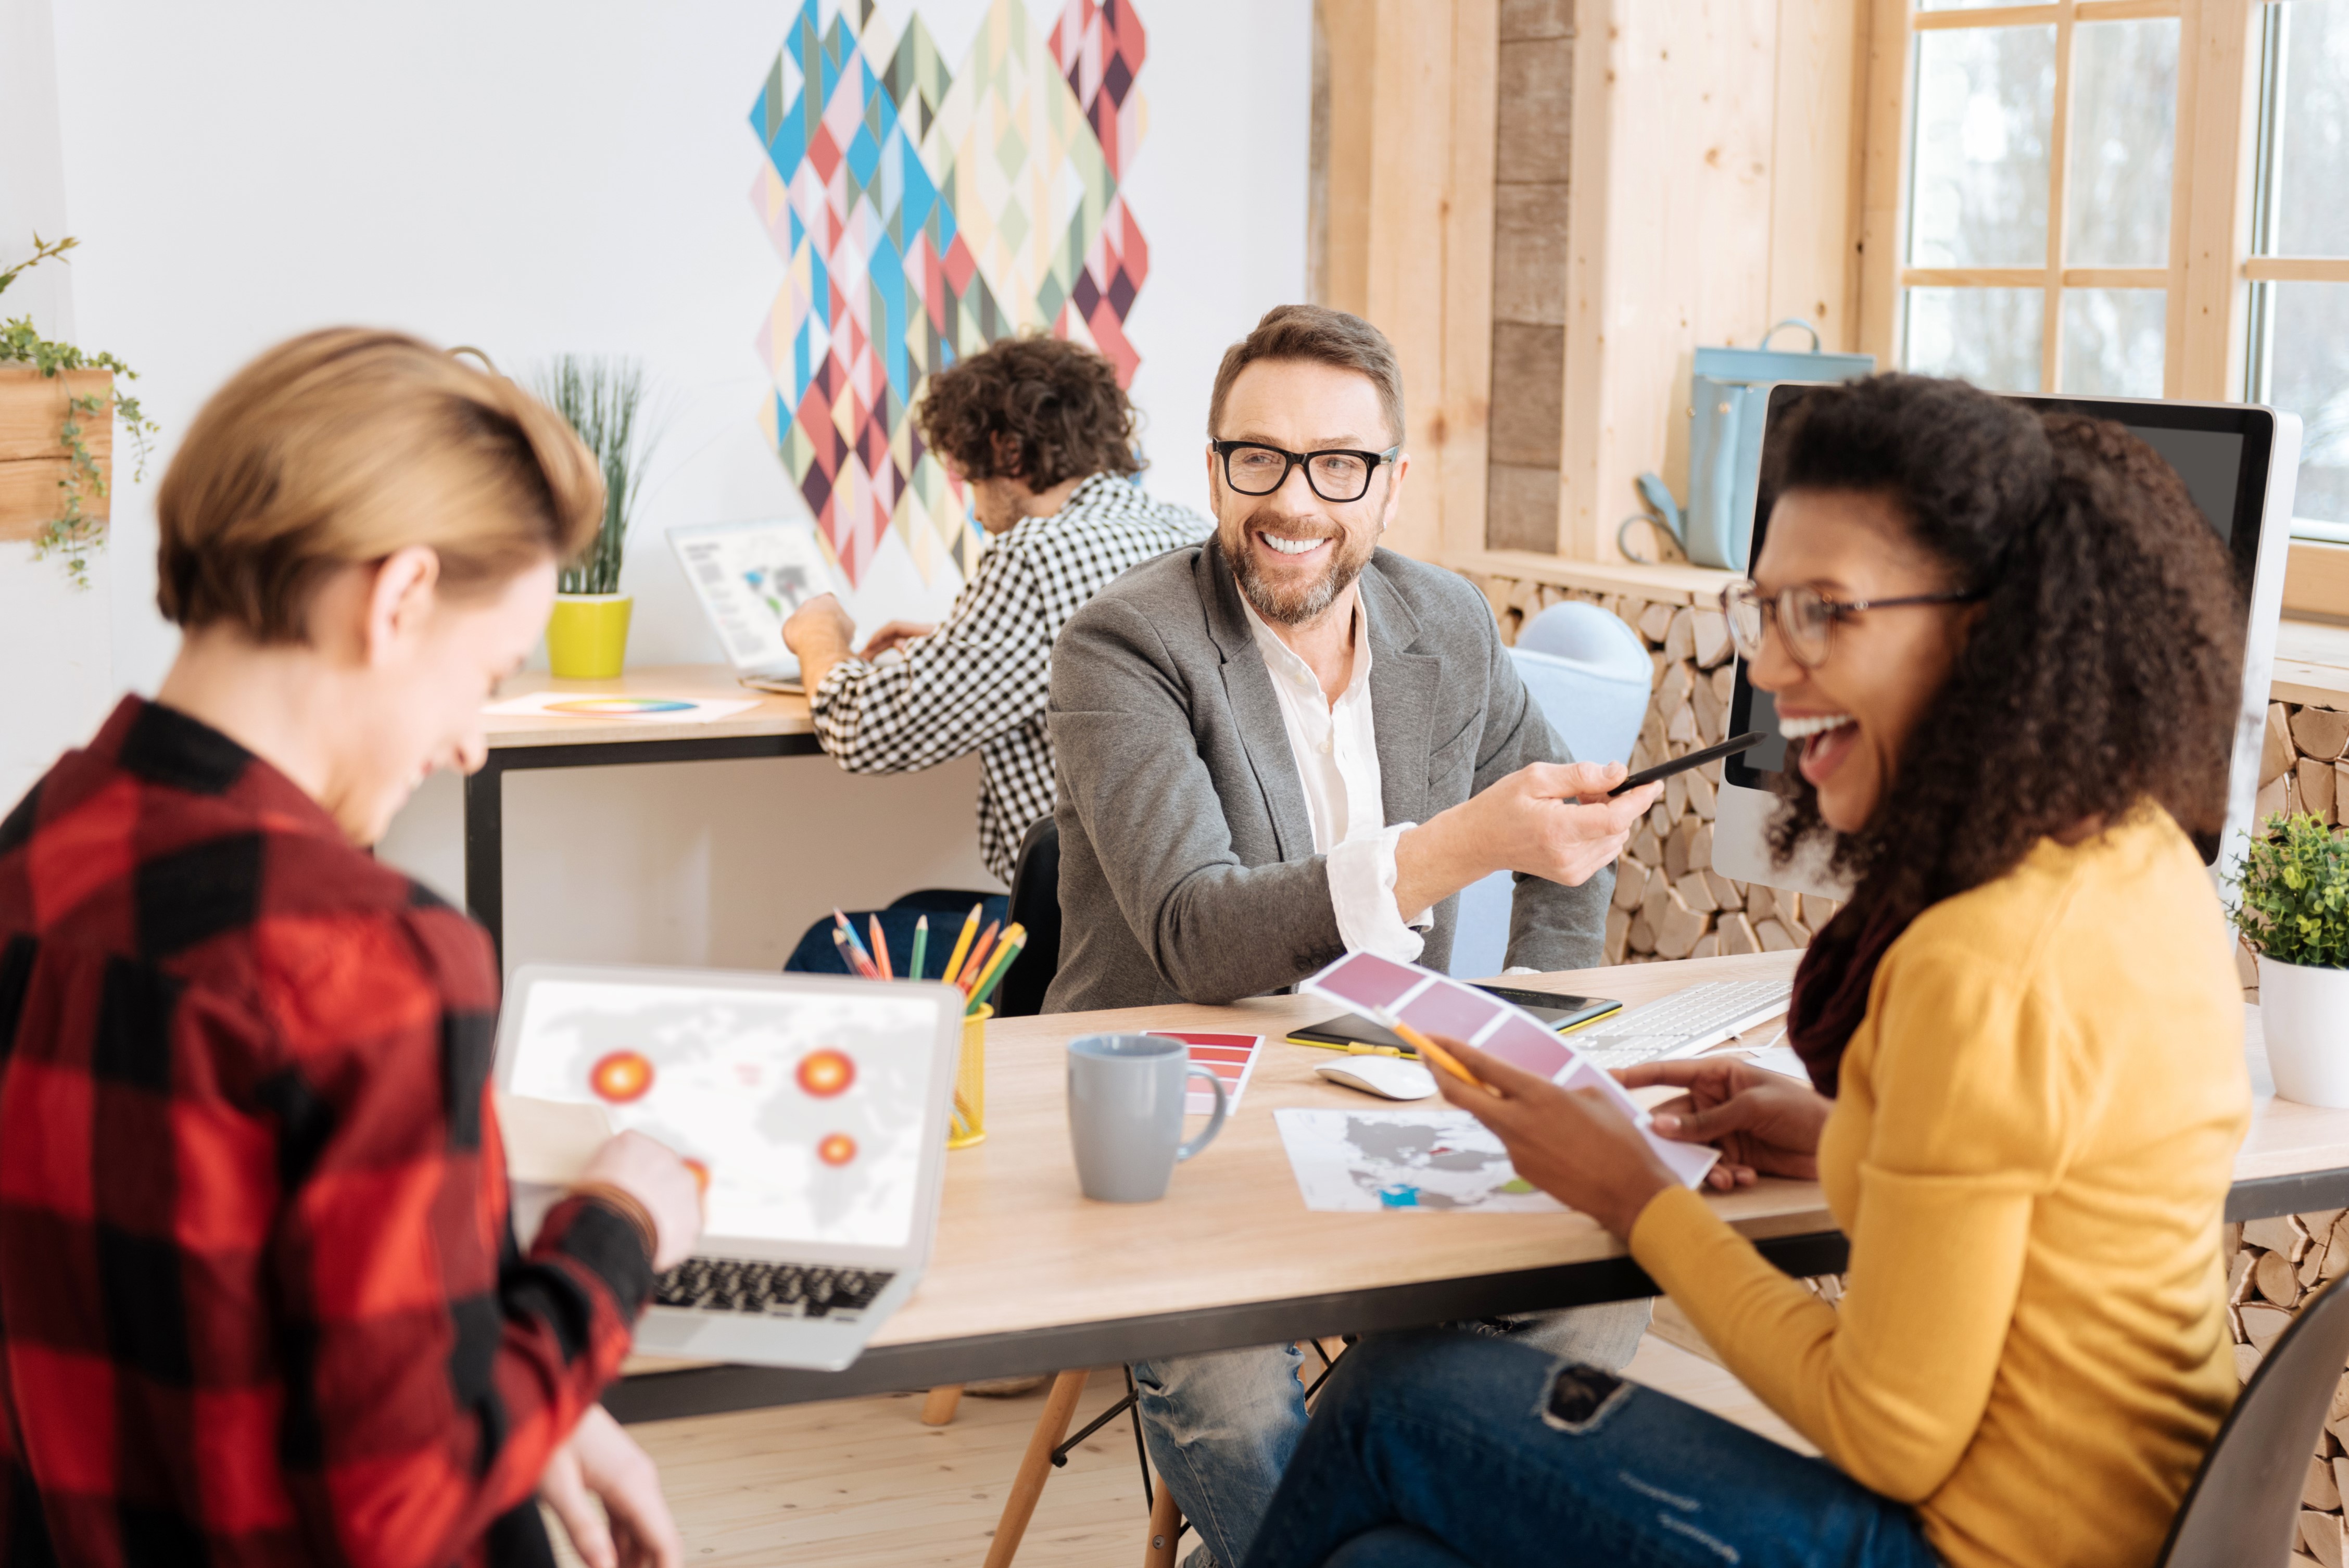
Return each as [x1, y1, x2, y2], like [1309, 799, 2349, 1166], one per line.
[1240, 375, 2252, 1568]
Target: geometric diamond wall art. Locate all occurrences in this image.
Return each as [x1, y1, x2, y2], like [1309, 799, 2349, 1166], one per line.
[751, 0, 1150, 588]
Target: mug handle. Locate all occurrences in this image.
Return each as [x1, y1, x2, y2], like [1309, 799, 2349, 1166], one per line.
[1175, 1065, 1229, 1162]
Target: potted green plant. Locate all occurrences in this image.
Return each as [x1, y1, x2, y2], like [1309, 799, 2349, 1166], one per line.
[535, 355, 650, 679]
[2231, 812, 2349, 1107]
[0, 235, 158, 587]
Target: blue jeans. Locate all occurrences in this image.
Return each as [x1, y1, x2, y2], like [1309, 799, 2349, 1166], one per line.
[1133, 1300, 1650, 1568]
[1240, 1330, 1941, 1568]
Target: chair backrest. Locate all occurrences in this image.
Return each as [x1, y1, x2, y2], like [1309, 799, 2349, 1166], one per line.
[2155, 1273, 2349, 1567]
[1448, 602, 1654, 977]
[996, 814, 1061, 1018]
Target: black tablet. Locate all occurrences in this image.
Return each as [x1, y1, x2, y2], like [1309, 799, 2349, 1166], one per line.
[1288, 985, 1621, 1053]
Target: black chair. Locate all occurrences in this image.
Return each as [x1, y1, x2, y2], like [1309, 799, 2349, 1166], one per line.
[2153, 1272, 2349, 1566]
[993, 815, 1061, 1018]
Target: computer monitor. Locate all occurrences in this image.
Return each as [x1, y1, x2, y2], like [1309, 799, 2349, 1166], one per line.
[1709, 386, 2303, 901]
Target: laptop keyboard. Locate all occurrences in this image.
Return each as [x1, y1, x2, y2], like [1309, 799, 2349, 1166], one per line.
[1572, 979, 1792, 1071]
[653, 1259, 895, 1321]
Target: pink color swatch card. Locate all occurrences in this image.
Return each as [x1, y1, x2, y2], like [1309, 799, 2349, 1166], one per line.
[1148, 1031, 1264, 1116]
[1300, 954, 1719, 1187]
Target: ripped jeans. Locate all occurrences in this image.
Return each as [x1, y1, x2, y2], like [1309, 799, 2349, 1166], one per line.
[1136, 1303, 1649, 1568]
[1239, 1330, 1942, 1568]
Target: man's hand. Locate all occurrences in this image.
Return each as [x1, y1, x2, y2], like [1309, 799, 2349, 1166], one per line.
[780, 593, 858, 693]
[1427, 1034, 1676, 1239]
[540, 1406, 684, 1568]
[1618, 1057, 1830, 1192]
[1394, 762, 1661, 919]
[857, 619, 936, 660]
[578, 1131, 703, 1271]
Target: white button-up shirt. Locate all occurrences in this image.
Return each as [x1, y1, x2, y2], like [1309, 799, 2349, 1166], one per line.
[1239, 592, 1433, 962]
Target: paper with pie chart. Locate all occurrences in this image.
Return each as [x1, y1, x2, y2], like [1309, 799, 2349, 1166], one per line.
[1300, 953, 1720, 1190]
[483, 692, 762, 722]
[502, 978, 937, 1247]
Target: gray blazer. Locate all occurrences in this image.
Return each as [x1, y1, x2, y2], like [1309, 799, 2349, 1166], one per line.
[1044, 539, 1612, 1011]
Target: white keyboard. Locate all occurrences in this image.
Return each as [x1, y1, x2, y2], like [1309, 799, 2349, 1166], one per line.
[1570, 979, 1792, 1071]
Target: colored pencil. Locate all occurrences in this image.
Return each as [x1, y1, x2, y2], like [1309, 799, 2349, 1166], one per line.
[941, 903, 983, 990]
[832, 927, 877, 980]
[869, 914, 893, 980]
[957, 921, 1001, 990]
[965, 928, 1026, 1014]
[1386, 1019, 1495, 1095]
[910, 916, 929, 982]
[832, 909, 877, 973]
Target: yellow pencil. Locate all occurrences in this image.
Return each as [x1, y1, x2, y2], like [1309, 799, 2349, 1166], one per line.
[1386, 1019, 1496, 1095]
[965, 926, 1026, 1011]
[957, 921, 1001, 990]
[941, 903, 982, 989]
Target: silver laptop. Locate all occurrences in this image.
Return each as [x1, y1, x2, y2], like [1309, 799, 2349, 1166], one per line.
[494, 964, 962, 1370]
[667, 518, 844, 694]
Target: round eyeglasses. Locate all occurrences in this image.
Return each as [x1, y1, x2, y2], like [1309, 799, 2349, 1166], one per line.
[1719, 579, 1987, 669]
[1210, 440, 1401, 504]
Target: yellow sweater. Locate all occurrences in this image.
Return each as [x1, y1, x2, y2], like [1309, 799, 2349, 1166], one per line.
[1631, 811, 2250, 1568]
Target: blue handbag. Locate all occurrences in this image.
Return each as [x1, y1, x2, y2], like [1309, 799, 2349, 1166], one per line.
[1622, 319, 1874, 571]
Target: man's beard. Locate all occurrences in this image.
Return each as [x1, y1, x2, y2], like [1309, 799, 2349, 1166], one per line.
[1226, 510, 1374, 626]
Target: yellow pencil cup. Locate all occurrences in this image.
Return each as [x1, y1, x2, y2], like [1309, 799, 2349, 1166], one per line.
[948, 1006, 989, 1149]
[545, 593, 634, 680]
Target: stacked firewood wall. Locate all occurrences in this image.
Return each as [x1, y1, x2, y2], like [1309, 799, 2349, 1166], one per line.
[1465, 571, 1840, 965]
[2246, 699, 2349, 1568]
[2231, 1213, 2349, 1567]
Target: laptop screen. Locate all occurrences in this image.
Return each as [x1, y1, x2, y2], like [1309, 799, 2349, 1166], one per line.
[503, 978, 942, 1250]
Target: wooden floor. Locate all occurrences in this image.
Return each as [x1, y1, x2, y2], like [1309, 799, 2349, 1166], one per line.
[554, 1334, 1810, 1567]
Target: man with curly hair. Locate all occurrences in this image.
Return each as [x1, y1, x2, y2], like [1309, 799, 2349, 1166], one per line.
[782, 333, 1208, 886]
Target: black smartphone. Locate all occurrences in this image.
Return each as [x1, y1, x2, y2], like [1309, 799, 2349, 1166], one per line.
[1607, 731, 1767, 796]
[1289, 987, 1622, 1054]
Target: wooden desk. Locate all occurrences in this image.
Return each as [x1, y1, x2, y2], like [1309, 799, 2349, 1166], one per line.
[466, 665, 820, 964]
[605, 950, 2349, 1423]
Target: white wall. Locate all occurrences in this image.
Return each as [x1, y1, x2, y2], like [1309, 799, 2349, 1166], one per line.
[44, 0, 1310, 970]
[0, 0, 112, 813]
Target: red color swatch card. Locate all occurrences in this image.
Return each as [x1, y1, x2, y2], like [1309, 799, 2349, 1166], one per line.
[1147, 1031, 1264, 1116]
[1300, 953, 1719, 1187]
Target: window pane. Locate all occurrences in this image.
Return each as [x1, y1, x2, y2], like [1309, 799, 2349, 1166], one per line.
[1904, 288, 2045, 391]
[2066, 20, 2177, 267]
[1909, 26, 2057, 267]
[2274, 1, 2349, 256]
[2060, 289, 2165, 397]
[2262, 282, 2349, 532]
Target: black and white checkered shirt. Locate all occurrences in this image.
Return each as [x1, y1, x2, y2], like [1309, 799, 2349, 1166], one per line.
[811, 474, 1211, 883]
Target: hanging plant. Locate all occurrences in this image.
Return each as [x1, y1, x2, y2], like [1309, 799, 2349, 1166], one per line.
[0, 236, 159, 587]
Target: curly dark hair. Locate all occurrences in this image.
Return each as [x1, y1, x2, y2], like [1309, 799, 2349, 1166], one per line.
[1775, 375, 2245, 1089]
[913, 333, 1143, 490]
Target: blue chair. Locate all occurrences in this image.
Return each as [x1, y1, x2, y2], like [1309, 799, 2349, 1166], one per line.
[1447, 600, 1652, 978]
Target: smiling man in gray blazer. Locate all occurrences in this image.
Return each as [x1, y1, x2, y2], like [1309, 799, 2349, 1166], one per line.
[1045, 305, 1664, 1568]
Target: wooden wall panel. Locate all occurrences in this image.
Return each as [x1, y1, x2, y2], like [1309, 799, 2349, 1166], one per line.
[1770, 0, 1868, 352]
[1561, 0, 1784, 559]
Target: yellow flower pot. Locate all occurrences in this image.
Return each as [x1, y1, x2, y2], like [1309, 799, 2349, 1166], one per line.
[545, 593, 633, 680]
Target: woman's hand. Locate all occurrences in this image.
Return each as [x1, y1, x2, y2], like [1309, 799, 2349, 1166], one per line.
[1617, 1058, 1830, 1192]
[540, 1405, 684, 1568]
[579, 1131, 703, 1271]
[1429, 1035, 1677, 1240]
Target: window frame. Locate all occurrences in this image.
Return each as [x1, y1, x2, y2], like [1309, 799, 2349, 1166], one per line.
[1859, 0, 2349, 615]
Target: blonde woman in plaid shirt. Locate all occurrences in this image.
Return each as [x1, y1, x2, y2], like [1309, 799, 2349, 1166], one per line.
[783, 335, 1208, 886]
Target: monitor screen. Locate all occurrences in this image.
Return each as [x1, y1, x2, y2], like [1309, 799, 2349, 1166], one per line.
[502, 978, 942, 1248]
[1723, 390, 2275, 864]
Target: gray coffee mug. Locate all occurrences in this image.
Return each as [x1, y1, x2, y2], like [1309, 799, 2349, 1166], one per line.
[1066, 1033, 1229, 1202]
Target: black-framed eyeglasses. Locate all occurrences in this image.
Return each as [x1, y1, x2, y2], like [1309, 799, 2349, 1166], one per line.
[1210, 439, 1401, 504]
[1719, 578, 1987, 670]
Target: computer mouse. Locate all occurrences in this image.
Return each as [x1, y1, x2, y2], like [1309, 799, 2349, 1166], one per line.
[1315, 1058, 1437, 1101]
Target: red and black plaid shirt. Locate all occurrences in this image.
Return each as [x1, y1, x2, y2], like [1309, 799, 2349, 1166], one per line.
[0, 698, 652, 1567]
